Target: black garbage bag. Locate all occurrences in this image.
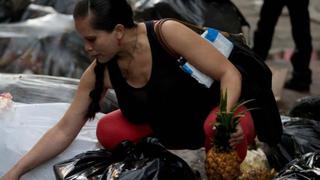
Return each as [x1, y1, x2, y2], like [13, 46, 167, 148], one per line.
[133, 0, 249, 33]
[54, 137, 198, 180]
[274, 152, 320, 180]
[263, 117, 320, 171]
[203, 0, 250, 33]
[102, 137, 198, 180]
[0, 0, 30, 22]
[53, 149, 113, 180]
[289, 96, 320, 121]
[134, 0, 205, 25]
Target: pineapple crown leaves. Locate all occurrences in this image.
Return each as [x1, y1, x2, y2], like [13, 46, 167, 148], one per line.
[212, 90, 256, 151]
[214, 91, 255, 134]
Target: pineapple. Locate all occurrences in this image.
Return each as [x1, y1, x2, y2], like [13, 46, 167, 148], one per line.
[205, 91, 249, 180]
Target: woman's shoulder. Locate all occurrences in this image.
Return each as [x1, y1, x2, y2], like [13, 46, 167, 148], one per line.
[157, 19, 197, 42]
[81, 61, 96, 81]
[76, 62, 95, 90]
[79, 61, 112, 90]
[158, 19, 188, 31]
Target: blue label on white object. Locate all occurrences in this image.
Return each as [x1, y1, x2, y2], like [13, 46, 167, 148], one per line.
[181, 64, 193, 75]
[204, 28, 218, 42]
[180, 62, 213, 88]
[202, 28, 234, 58]
[176, 27, 235, 88]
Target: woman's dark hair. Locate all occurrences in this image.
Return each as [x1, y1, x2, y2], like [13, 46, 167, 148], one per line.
[73, 0, 136, 120]
[85, 60, 106, 119]
[73, 0, 136, 32]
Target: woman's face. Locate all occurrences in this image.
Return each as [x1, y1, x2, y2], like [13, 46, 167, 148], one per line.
[75, 16, 118, 63]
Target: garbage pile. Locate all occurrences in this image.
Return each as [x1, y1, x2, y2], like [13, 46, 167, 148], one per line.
[0, 1, 89, 78]
[54, 137, 199, 180]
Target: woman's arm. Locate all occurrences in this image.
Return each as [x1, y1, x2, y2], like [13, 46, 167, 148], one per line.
[1, 63, 100, 180]
[159, 20, 242, 112]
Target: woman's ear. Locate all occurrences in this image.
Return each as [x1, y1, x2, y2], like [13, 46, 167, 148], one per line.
[114, 24, 125, 40]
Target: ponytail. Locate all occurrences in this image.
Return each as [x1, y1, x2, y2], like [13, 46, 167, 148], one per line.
[86, 60, 106, 120]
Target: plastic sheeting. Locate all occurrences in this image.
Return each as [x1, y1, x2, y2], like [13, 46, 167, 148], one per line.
[0, 102, 104, 179]
[0, 13, 74, 38]
[31, 0, 80, 14]
[0, 4, 89, 78]
[0, 73, 118, 112]
[0, 73, 78, 103]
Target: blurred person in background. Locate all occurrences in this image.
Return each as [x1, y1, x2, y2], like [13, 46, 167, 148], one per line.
[253, 0, 313, 92]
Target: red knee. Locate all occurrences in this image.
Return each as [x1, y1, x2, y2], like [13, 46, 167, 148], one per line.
[96, 109, 153, 149]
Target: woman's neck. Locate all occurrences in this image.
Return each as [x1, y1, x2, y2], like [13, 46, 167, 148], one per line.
[117, 24, 140, 59]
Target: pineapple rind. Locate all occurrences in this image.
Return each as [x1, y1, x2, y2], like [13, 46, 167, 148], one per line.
[205, 147, 241, 180]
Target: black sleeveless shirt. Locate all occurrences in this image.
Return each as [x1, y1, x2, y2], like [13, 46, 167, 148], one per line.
[106, 21, 219, 149]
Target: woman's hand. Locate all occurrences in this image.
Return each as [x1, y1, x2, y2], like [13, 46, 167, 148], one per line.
[1, 169, 20, 180]
[229, 124, 244, 149]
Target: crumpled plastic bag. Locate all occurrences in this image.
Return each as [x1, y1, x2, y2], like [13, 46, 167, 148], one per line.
[53, 149, 113, 180]
[239, 148, 277, 180]
[54, 137, 198, 180]
[274, 152, 320, 180]
[264, 116, 320, 171]
[240, 148, 270, 173]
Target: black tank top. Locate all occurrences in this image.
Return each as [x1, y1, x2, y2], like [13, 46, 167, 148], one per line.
[107, 21, 219, 149]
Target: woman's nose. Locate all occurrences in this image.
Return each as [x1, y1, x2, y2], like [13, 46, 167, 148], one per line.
[84, 43, 93, 52]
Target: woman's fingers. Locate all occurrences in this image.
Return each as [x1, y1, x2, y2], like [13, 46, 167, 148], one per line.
[229, 125, 244, 148]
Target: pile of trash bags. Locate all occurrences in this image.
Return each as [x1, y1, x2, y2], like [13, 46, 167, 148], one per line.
[0, 1, 89, 78]
[54, 137, 199, 180]
[262, 96, 320, 179]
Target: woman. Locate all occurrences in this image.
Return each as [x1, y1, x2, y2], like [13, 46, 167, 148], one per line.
[1, 0, 255, 179]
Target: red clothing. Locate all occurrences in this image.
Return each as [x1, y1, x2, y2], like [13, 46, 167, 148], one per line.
[96, 105, 255, 161]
